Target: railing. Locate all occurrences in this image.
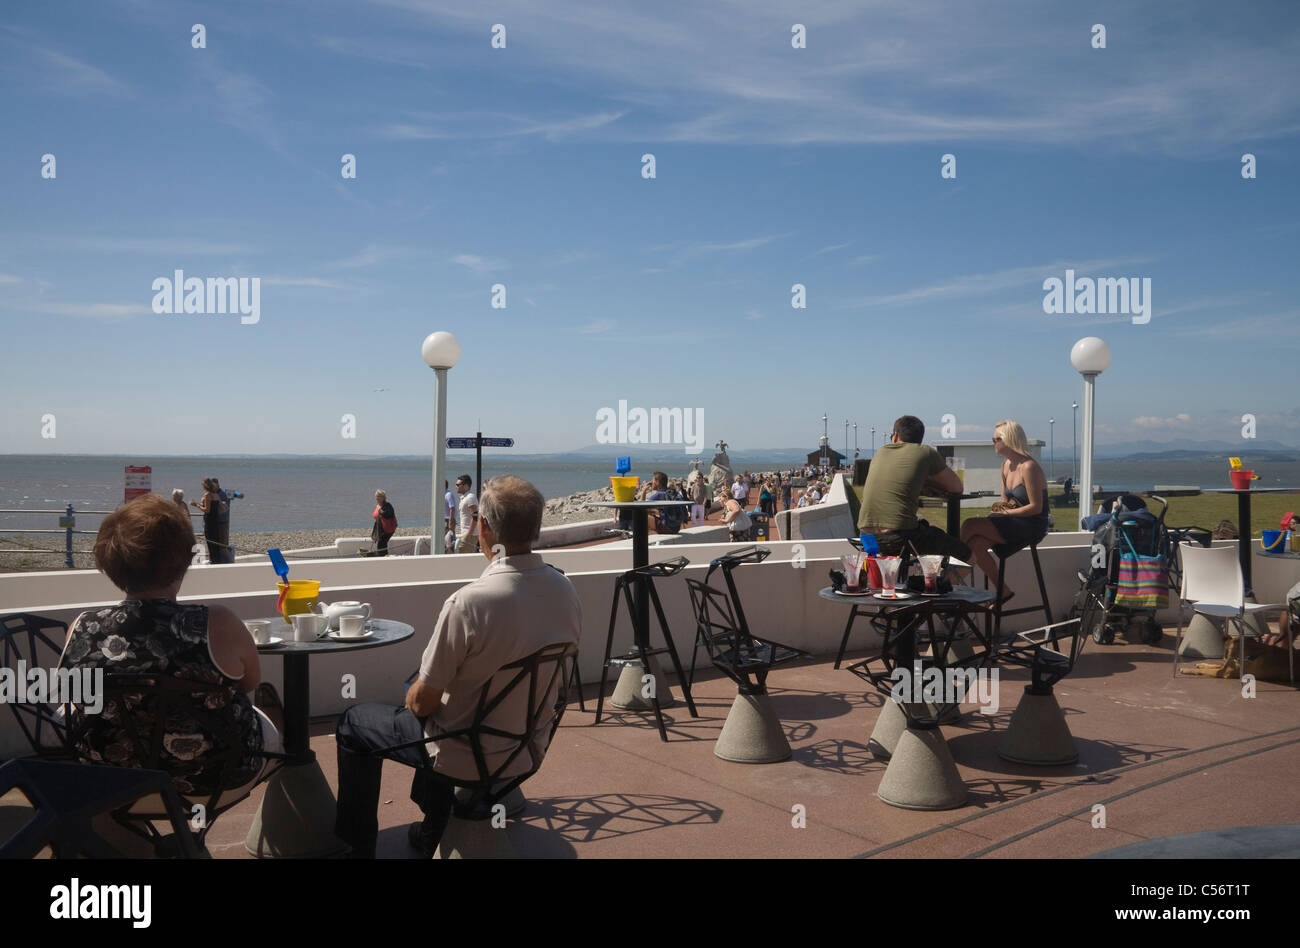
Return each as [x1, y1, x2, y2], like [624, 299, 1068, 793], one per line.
[0, 505, 113, 568]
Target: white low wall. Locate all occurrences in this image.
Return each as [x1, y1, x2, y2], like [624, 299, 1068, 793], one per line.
[776, 474, 855, 540]
[1, 532, 1232, 759]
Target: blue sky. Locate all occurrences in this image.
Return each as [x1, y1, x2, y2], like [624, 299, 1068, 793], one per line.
[2, 0, 1299, 458]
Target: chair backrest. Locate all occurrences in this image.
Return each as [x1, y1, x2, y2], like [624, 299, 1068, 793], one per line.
[67, 673, 257, 822]
[0, 759, 202, 859]
[431, 641, 578, 796]
[1179, 542, 1242, 610]
[685, 576, 743, 659]
[1, 613, 71, 758]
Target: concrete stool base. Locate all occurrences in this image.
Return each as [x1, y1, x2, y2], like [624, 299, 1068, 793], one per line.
[876, 726, 967, 810]
[433, 814, 514, 859]
[609, 656, 676, 710]
[948, 635, 976, 663]
[714, 692, 791, 763]
[1179, 614, 1225, 659]
[998, 690, 1078, 766]
[867, 698, 908, 759]
[244, 760, 349, 858]
[455, 783, 526, 818]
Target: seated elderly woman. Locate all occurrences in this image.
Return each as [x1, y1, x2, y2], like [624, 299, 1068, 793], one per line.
[959, 420, 1051, 604]
[58, 493, 279, 799]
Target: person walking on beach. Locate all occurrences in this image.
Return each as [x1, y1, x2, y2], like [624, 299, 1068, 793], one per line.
[454, 475, 479, 554]
[371, 490, 398, 556]
[691, 470, 709, 524]
[779, 474, 791, 511]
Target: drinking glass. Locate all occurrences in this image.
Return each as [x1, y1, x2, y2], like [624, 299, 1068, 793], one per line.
[878, 556, 900, 596]
[841, 553, 862, 590]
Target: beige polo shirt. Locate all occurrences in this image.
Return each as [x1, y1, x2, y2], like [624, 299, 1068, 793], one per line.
[418, 552, 581, 780]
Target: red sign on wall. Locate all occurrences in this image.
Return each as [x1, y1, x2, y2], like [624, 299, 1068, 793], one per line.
[125, 465, 152, 502]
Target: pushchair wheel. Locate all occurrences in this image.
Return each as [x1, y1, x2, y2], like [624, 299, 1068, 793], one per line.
[1140, 617, 1163, 645]
[1092, 625, 1115, 645]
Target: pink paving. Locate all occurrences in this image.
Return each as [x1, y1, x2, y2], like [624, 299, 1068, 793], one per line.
[202, 633, 1300, 859]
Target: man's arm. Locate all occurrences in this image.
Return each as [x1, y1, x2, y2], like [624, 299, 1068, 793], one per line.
[405, 678, 443, 717]
[927, 466, 965, 496]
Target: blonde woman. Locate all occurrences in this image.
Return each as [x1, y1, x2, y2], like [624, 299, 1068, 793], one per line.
[960, 420, 1050, 604]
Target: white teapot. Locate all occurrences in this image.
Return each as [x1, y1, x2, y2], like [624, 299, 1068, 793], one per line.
[313, 600, 372, 630]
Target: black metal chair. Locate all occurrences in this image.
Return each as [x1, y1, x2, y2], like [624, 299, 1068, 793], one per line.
[846, 599, 985, 808]
[382, 641, 578, 858]
[595, 556, 698, 741]
[0, 758, 203, 859]
[684, 546, 807, 762]
[1, 613, 73, 758]
[987, 539, 1053, 638]
[993, 617, 1087, 764]
[66, 674, 287, 854]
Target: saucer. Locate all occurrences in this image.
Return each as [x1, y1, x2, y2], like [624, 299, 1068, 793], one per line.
[329, 629, 374, 641]
[874, 591, 914, 600]
[834, 589, 872, 597]
[256, 637, 284, 648]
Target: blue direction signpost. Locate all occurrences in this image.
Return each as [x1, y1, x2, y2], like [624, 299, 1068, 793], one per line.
[447, 432, 515, 497]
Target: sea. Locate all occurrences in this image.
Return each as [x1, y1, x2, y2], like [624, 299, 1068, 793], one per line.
[4, 454, 1300, 534]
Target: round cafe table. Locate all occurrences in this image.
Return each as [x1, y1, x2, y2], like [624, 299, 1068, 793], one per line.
[1202, 487, 1300, 593]
[821, 585, 995, 670]
[244, 616, 413, 858]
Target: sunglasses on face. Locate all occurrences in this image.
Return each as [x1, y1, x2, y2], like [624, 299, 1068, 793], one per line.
[992, 437, 1003, 443]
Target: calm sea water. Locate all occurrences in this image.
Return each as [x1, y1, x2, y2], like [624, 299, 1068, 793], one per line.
[4, 454, 1299, 534]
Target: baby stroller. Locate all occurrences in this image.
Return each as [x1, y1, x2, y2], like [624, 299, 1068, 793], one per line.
[1071, 494, 1210, 645]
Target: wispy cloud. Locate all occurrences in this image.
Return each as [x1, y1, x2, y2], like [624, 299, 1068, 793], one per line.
[260, 276, 342, 288]
[848, 257, 1151, 308]
[376, 110, 626, 142]
[359, 0, 1300, 154]
[28, 46, 131, 96]
[451, 253, 506, 274]
[2, 300, 149, 323]
[809, 242, 850, 258]
[0, 274, 22, 285]
[60, 236, 254, 255]
[650, 233, 793, 270]
[313, 34, 434, 70]
[576, 318, 615, 334]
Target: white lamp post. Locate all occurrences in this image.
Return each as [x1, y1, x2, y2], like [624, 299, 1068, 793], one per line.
[870, 425, 876, 457]
[853, 423, 859, 462]
[1049, 418, 1055, 480]
[1072, 401, 1078, 487]
[1070, 337, 1110, 529]
[422, 331, 461, 554]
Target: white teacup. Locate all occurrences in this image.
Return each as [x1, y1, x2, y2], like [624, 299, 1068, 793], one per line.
[314, 600, 372, 630]
[338, 614, 367, 637]
[291, 613, 327, 642]
[245, 620, 272, 645]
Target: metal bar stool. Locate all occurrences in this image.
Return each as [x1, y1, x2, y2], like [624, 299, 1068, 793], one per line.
[988, 540, 1053, 639]
[595, 555, 699, 741]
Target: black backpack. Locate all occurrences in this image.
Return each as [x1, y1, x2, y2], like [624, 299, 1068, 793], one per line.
[658, 488, 687, 533]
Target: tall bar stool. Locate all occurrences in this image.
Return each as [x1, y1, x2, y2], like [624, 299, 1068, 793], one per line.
[595, 556, 699, 741]
[987, 540, 1053, 639]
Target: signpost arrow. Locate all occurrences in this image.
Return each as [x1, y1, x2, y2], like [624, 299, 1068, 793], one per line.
[446, 434, 515, 494]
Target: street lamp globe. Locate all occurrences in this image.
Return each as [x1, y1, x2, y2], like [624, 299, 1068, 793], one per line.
[422, 331, 461, 370]
[1070, 336, 1110, 376]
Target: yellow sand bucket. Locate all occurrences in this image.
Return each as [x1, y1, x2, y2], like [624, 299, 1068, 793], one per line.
[277, 580, 321, 625]
[610, 476, 639, 502]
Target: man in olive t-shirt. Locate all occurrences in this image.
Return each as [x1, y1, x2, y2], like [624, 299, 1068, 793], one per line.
[857, 415, 971, 560]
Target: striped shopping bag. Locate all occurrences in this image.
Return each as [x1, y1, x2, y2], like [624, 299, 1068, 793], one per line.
[1114, 552, 1170, 609]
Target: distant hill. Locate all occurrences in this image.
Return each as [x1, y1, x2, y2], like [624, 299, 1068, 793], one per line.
[1095, 438, 1297, 460]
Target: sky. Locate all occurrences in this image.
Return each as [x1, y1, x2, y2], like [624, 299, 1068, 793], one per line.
[2, 0, 1299, 460]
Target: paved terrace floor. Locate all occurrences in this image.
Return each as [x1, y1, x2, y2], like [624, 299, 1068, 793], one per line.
[204, 633, 1300, 859]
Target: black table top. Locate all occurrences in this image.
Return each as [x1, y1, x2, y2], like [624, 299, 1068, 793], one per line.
[818, 585, 995, 607]
[251, 617, 414, 655]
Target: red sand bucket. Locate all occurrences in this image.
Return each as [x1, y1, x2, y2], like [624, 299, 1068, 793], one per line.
[1230, 470, 1255, 490]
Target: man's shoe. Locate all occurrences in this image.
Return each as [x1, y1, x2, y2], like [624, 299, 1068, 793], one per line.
[408, 821, 437, 857]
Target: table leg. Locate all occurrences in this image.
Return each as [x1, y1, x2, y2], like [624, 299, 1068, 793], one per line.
[946, 494, 960, 538]
[1238, 492, 1253, 595]
[244, 652, 348, 858]
[631, 510, 649, 650]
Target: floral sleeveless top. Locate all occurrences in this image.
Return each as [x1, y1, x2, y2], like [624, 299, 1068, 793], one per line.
[61, 599, 263, 795]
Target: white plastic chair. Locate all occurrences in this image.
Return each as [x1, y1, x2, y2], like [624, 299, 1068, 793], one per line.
[1173, 542, 1290, 682]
